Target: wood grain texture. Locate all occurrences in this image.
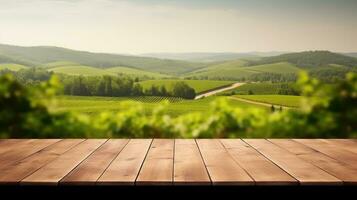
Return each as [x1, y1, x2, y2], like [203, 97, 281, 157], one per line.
[0, 139, 30, 155]
[0, 139, 60, 170]
[244, 139, 342, 185]
[0, 139, 356, 186]
[136, 139, 174, 185]
[0, 139, 83, 185]
[270, 139, 357, 185]
[322, 139, 357, 154]
[221, 139, 297, 185]
[295, 139, 357, 169]
[21, 139, 106, 185]
[196, 139, 253, 185]
[174, 139, 211, 185]
[98, 139, 152, 185]
[61, 139, 129, 185]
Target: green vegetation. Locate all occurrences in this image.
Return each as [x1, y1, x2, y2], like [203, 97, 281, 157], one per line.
[221, 82, 300, 95]
[0, 63, 28, 71]
[54, 96, 262, 117]
[245, 62, 300, 74]
[2, 44, 356, 82]
[185, 51, 357, 81]
[49, 65, 111, 76]
[105, 66, 170, 78]
[139, 79, 235, 94]
[185, 59, 258, 80]
[0, 44, 206, 75]
[185, 60, 300, 81]
[248, 51, 357, 68]
[42, 62, 169, 78]
[234, 95, 302, 107]
[0, 72, 355, 138]
[40, 61, 80, 69]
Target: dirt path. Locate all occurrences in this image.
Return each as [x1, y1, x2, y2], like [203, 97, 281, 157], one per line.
[195, 82, 245, 100]
[229, 96, 293, 110]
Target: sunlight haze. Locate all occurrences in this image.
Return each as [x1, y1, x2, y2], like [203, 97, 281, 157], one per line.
[0, 0, 356, 54]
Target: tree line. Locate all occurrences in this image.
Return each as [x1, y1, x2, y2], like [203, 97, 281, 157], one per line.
[63, 76, 196, 99]
[0, 68, 197, 99]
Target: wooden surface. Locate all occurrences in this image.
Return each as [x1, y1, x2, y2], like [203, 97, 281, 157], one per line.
[0, 139, 356, 186]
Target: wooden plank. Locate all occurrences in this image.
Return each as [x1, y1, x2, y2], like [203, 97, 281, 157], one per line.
[0, 139, 84, 185]
[174, 139, 211, 185]
[97, 139, 152, 185]
[244, 139, 342, 185]
[323, 139, 357, 154]
[0, 139, 31, 155]
[136, 139, 174, 185]
[0, 139, 60, 170]
[221, 139, 297, 185]
[21, 139, 106, 185]
[61, 139, 129, 185]
[196, 139, 253, 185]
[295, 139, 357, 168]
[270, 139, 357, 185]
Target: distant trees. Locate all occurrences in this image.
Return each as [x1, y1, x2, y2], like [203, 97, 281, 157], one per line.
[171, 82, 196, 99]
[0, 67, 198, 99]
[62, 76, 196, 99]
[63, 76, 137, 97]
[143, 82, 196, 99]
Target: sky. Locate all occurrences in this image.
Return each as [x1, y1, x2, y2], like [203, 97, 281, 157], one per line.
[0, 0, 357, 54]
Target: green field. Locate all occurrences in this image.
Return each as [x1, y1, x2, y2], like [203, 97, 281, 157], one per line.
[54, 96, 266, 116]
[105, 66, 170, 78]
[48, 65, 111, 76]
[41, 61, 80, 69]
[234, 95, 302, 107]
[45, 64, 169, 78]
[242, 62, 300, 74]
[185, 60, 301, 79]
[0, 63, 28, 71]
[221, 82, 299, 95]
[138, 79, 235, 93]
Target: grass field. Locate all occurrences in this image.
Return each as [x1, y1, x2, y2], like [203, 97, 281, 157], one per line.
[234, 95, 302, 107]
[48, 65, 111, 76]
[0, 63, 28, 71]
[41, 61, 80, 69]
[105, 66, 170, 78]
[242, 62, 300, 74]
[54, 96, 266, 116]
[221, 82, 298, 95]
[185, 61, 301, 79]
[139, 79, 235, 94]
[45, 63, 169, 78]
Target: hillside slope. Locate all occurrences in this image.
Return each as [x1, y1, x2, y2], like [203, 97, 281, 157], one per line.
[248, 51, 357, 68]
[0, 44, 206, 75]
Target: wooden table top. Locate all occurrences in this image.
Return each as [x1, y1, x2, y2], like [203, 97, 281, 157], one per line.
[0, 139, 356, 186]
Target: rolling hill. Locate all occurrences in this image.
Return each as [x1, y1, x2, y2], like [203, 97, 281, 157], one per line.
[185, 60, 300, 80]
[1, 44, 356, 80]
[141, 52, 258, 62]
[243, 62, 300, 74]
[48, 65, 112, 76]
[0, 44, 206, 75]
[0, 63, 28, 71]
[142, 52, 288, 62]
[44, 63, 170, 78]
[343, 53, 357, 58]
[248, 51, 357, 68]
[184, 51, 357, 80]
[105, 66, 170, 78]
